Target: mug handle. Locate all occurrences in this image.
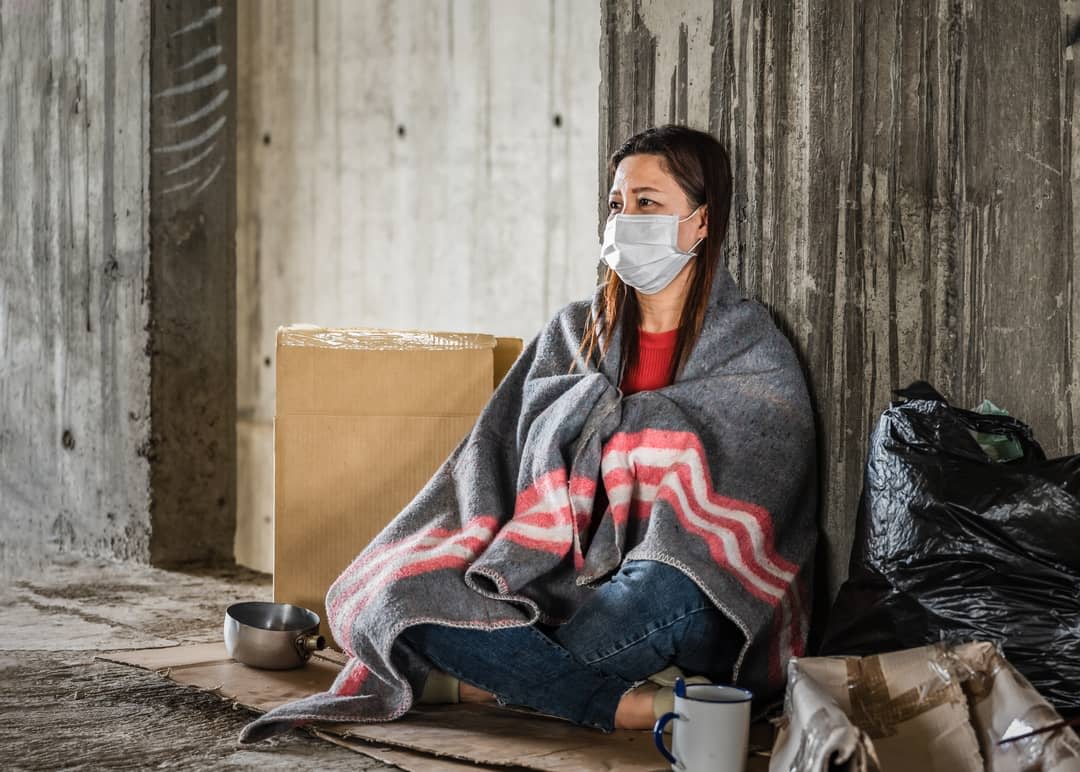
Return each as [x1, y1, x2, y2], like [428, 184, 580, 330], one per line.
[653, 711, 680, 765]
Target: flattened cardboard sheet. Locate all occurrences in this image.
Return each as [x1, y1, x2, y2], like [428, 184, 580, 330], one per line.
[313, 732, 494, 772]
[96, 642, 679, 771]
[98, 642, 343, 710]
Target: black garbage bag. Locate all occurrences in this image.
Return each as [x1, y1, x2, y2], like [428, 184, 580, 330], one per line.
[821, 382, 1080, 715]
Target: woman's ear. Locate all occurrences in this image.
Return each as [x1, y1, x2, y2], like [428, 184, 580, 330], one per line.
[696, 205, 708, 239]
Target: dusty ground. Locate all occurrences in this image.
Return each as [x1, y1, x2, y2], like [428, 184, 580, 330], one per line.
[0, 555, 395, 771]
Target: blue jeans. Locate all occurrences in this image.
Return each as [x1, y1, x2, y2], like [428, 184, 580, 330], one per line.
[397, 559, 742, 731]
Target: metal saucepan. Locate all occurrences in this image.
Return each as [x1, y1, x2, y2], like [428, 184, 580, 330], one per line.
[224, 601, 327, 670]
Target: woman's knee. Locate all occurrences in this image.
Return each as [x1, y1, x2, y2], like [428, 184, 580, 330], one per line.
[552, 561, 715, 664]
[671, 606, 744, 681]
[564, 560, 714, 636]
[613, 560, 711, 608]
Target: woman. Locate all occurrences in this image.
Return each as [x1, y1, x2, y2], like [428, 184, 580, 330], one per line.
[240, 125, 817, 742]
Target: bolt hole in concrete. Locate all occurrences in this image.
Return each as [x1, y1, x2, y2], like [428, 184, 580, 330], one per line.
[553, 113, 563, 127]
[397, 124, 406, 138]
[62, 430, 75, 450]
[264, 356, 271, 367]
[262, 132, 271, 145]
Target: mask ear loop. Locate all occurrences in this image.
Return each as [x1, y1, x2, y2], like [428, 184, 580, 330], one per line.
[677, 204, 703, 223]
[679, 205, 706, 255]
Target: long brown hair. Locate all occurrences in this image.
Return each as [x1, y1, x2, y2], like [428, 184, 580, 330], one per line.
[577, 126, 733, 383]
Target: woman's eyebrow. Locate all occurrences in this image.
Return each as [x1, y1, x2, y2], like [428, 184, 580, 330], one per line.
[608, 186, 664, 197]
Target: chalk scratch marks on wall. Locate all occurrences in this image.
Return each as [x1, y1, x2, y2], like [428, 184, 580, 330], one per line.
[171, 5, 223, 38]
[165, 143, 217, 176]
[154, 4, 228, 200]
[178, 45, 223, 71]
[157, 116, 226, 154]
[169, 89, 230, 128]
[156, 64, 227, 98]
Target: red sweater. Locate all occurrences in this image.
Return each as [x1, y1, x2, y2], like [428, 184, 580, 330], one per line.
[589, 327, 679, 534]
[621, 327, 679, 395]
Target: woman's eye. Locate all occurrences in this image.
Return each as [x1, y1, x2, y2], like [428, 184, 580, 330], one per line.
[638, 198, 654, 207]
[608, 201, 621, 211]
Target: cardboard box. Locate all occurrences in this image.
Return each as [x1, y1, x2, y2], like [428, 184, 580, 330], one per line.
[769, 641, 1080, 772]
[273, 326, 522, 645]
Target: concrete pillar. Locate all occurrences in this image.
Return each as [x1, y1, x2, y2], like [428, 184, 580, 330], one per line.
[600, 0, 1080, 602]
[0, 0, 236, 576]
[148, 1, 237, 567]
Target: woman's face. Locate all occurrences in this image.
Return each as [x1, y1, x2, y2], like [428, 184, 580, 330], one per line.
[607, 153, 707, 254]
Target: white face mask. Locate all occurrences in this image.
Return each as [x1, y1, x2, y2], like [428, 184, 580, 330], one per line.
[599, 206, 704, 295]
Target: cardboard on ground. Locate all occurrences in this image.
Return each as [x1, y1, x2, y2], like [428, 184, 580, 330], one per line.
[96, 642, 702, 771]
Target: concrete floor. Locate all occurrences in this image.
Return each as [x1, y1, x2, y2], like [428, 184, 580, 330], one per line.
[0, 556, 395, 771]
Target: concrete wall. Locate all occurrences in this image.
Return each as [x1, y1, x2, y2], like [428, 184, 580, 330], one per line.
[1, 0, 237, 577]
[1, 0, 151, 577]
[601, 0, 1080, 604]
[235, 0, 602, 572]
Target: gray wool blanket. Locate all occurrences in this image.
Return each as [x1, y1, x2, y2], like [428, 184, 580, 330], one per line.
[239, 265, 817, 743]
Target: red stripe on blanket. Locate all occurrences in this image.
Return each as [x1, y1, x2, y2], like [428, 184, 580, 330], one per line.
[499, 507, 572, 556]
[625, 464, 778, 535]
[513, 471, 596, 515]
[500, 473, 598, 560]
[656, 481, 803, 672]
[604, 429, 798, 573]
[508, 510, 570, 529]
[328, 516, 498, 650]
[650, 487, 777, 604]
[500, 532, 567, 555]
[513, 468, 567, 513]
[507, 504, 594, 532]
[337, 547, 488, 650]
[335, 660, 370, 697]
[328, 518, 494, 621]
[350, 552, 479, 615]
[601, 466, 635, 489]
[632, 463, 792, 592]
[570, 475, 598, 497]
[602, 494, 654, 526]
[602, 429, 806, 657]
[603, 430, 794, 571]
[665, 481, 804, 654]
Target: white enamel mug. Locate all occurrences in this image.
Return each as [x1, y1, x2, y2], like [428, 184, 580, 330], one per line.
[653, 678, 752, 772]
